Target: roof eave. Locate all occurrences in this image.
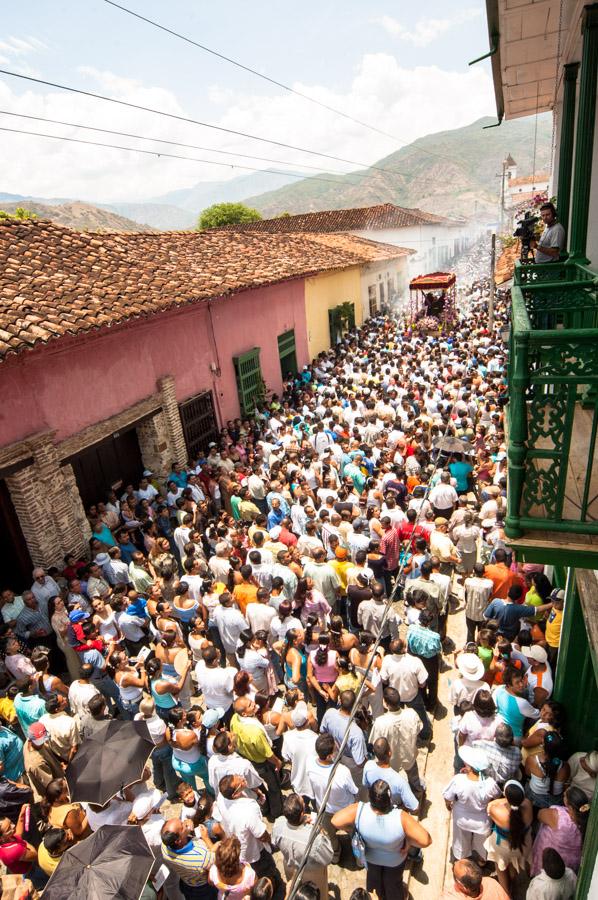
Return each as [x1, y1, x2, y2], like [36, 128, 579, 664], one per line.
[486, 0, 505, 124]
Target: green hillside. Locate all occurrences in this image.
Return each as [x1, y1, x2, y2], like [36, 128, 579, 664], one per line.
[243, 114, 552, 220]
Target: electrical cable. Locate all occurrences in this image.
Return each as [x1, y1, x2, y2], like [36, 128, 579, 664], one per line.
[0, 125, 374, 187]
[0, 68, 409, 176]
[103, 0, 402, 143]
[285, 409, 460, 900]
[102, 0, 468, 169]
[0, 109, 380, 182]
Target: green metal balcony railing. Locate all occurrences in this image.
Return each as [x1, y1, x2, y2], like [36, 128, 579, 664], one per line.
[506, 260, 598, 539]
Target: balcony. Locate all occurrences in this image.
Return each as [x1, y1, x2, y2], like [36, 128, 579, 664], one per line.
[505, 260, 598, 564]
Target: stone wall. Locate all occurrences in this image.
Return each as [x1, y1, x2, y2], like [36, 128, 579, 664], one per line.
[1, 375, 190, 570]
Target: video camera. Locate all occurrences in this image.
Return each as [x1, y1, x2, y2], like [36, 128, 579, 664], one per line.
[514, 212, 540, 263]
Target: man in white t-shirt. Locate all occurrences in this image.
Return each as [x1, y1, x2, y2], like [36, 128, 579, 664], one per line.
[215, 774, 273, 873]
[208, 730, 264, 798]
[380, 638, 431, 741]
[67, 664, 101, 728]
[307, 732, 358, 864]
[281, 705, 318, 799]
[194, 646, 236, 713]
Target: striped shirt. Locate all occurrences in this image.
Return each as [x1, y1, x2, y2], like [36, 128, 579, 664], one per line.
[161, 838, 214, 886]
[407, 623, 442, 659]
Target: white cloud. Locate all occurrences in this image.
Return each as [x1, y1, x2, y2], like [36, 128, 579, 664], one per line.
[376, 9, 482, 47]
[0, 53, 494, 203]
[0, 33, 46, 73]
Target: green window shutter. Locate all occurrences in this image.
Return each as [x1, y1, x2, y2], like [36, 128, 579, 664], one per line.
[277, 329, 298, 378]
[277, 330, 296, 357]
[233, 347, 263, 416]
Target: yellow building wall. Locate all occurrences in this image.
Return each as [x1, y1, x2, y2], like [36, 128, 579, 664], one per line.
[304, 267, 363, 358]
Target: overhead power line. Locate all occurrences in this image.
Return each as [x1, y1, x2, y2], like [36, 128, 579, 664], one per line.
[0, 68, 408, 176]
[0, 125, 374, 188]
[103, 0, 402, 143]
[0, 109, 368, 181]
[103, 0, 466, 169]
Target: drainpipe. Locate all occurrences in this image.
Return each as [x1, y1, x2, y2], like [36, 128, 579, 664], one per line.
[569, 4, 598, 263]
[556, 63, 580, 241]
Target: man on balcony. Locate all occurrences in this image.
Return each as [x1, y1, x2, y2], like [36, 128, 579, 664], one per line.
[533, 202, 566, 264]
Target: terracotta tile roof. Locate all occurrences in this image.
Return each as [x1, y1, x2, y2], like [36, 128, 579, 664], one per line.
[301, 232, 414, 260]
[0, 219, 410, 360]
[220, 203, 457, 233]
[508, 171, 550, 187]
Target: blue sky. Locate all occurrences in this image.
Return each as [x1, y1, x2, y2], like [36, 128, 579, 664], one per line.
[0, 1, 496, 201]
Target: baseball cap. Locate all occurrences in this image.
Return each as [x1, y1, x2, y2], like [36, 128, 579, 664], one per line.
[202, 707, 225, 729]
[68, 609, 89, 624]
[434, 517, 448, 526]
[549, 589, 565, 602]
[142, 469, 153, 477]
[28, 722, 49, 746]
[290, 703, 309, 727]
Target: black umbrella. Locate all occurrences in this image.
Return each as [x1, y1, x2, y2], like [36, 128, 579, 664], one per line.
[433, 435, 473, 455]
[43, 824, 154, 900]
[66, 719, 154, 805]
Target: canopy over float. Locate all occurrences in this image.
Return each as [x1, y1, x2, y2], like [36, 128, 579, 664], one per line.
[409, 271, 456, 328]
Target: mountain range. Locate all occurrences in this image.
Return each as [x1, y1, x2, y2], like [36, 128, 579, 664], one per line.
[1, 114, 552, 230]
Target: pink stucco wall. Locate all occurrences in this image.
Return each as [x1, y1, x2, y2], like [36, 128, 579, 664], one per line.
[0, 279, 309, 447]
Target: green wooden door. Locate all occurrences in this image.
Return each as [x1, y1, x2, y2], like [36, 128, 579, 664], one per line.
[233, 348, 263, 417]
[278, 329, 298, 378]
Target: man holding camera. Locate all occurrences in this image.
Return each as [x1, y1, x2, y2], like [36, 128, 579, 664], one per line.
[534, 201, 566, 263]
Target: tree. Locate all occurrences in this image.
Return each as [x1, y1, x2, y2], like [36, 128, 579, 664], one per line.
[196, 202, 262, 230]
[0, 207, 38, 220]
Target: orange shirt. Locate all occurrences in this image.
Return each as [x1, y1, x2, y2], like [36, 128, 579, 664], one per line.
[483, 562, 516, 600]
[232, 583, 258, 616]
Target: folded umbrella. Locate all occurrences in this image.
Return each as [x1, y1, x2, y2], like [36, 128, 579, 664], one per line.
[433, 435, 472, 455]
[43, 824, 154, 900]
[66, 719, 154, 806]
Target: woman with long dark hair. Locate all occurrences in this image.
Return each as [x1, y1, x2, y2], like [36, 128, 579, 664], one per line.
[307, 632, 339, 723]
[166, 707, 211, 794]
[281, 628, 308, 695]
[531, 786, 590, 876]
[485, 780, 533, 893]
[235, 629, 270, 694]
[525, 732, 570, 808]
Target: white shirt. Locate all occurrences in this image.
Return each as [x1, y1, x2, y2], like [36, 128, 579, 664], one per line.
[282, 728, 318, 796]
[31, 577, 60, 605]
[526, 868, 577, 900]
[136, 485, 158, 502]
[269, 614, 302, 645]
[380, 653, 427, 701]
[181, 574, 204, 602]
[105, 559, 130, 586]
[429, 483, 458, 509]
[134, 712, 167, 745]
[116, 611, 147, 642]
[174, 525, 192, 558]
[194, 661, 235, 711]
[306, 758, 358, 812]
[212, 606, 248, 653]
[208, 751, 263, 797]
[68, 680, 100, 724]
[215, 795, 267, 864]
[246, 603, 276, 635]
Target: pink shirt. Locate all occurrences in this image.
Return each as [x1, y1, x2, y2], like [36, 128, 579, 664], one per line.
[0, 836, 30, 874]
[310, 648, 339, 683]
[209, 862, 256, 899]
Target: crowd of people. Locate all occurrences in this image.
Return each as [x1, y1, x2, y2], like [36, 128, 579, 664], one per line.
[0, 242, 592, 900]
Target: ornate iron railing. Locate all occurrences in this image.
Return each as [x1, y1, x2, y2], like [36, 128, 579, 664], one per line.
[506, 261, 598, 538]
